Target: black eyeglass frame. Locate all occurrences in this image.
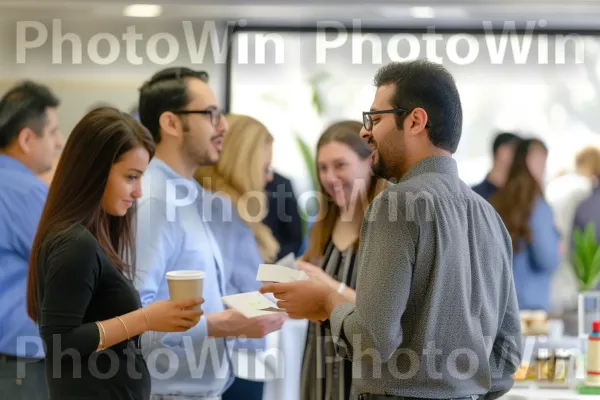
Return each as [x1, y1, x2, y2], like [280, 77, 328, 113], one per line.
[362, 108, 431, 131]
[172, 108, 222, 127]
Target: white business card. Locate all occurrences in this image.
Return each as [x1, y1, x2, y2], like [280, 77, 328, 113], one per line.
[221, 291, 286, 318]
[275, 252, 297, 269]
[256, 263, 308, 283]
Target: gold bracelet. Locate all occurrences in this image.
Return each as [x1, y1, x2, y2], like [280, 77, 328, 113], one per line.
[116, 316, 130, 340]
[140, 308, 151, 331]
[95, 322, 103, 351]
[96, 321, 107, 351]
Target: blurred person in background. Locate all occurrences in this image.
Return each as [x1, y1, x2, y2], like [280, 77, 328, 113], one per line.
[135, 67, 284, 400]
[472, 131, 521, 201]
[572, 146, 600, 241]
[38, 156, 59, 185]
[196, 113, 281, 400]
[547, 146, 600, 316]
[297, 120, 387, 400]
[26, 107, 203, 399]
[263, 170, 303, 260]
[491, 138, 561, 312]
[0, 81, 62, 399]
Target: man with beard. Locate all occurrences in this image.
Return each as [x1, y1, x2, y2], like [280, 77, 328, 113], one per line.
[134, 67, 285, 400]
[260, 60, 522, 400]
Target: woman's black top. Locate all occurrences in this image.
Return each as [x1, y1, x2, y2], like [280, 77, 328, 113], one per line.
[37, 223, 150, 399]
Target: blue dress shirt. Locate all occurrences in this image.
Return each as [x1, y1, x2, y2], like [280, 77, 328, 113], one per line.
[202, 190, 271, 381]
[0, 155, 47, 358]
[204, 191, 264, 297]
[512, 196, 561, 311]
[134, 158, 234, 398]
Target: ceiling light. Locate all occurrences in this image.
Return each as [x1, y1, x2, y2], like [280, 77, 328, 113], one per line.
[410, 6, 435, 19]
[123, 4, 163, 18]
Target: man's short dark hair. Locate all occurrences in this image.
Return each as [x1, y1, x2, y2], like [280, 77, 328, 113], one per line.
[0, 81, 59, 149]
[138, 67, 209, 144]
[373, 60, 463, 153]
[492, 132, 521, 156]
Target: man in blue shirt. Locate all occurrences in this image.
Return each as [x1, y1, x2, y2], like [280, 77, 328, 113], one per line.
[135, 67, 285, 400]
[472, 132, 521, 201]
[0, 81, 62, 398]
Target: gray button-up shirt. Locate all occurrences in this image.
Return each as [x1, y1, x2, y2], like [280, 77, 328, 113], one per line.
[329, 156, 522, 399]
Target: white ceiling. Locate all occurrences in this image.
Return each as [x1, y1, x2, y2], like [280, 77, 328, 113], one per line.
[0, 0, 596, 29]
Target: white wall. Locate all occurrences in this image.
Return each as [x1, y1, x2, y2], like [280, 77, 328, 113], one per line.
[228, 30, 600, 192]
[0, 17, 229, 135]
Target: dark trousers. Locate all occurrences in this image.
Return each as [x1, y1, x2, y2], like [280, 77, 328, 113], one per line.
[0, 355, 48, 400]
[222, 377, 263, 400]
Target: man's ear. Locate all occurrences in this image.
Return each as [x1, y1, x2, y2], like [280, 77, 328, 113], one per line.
[16, 127, 37, 154]
[159, 111, 182, 139]
[406, 107, 429, 136]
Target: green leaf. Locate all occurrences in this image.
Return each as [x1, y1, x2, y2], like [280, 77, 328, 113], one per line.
[573, 251, 586, 285]
[308, 71, 331, 117]
[589, 246, 600, 287]
[572, 222, 600, 291]
[310, 86, 324, 116]
[294, 133, 318, 191]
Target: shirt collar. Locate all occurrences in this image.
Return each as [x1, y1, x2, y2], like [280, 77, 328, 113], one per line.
[400, 155, 459, 183]
[0, 154, 35, 176]
[149, 157, 207, 195]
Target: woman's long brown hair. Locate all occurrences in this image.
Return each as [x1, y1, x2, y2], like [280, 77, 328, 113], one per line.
[490, 138, 547, 252]
[302, 120, 388, 263]
[26, 107, 155, 322]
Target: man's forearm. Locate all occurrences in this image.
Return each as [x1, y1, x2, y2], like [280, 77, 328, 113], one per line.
[206, 309, 237, 337]
[326, 291, 348, 317]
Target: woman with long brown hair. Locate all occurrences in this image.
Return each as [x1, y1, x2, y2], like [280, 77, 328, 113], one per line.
[490, 138, 560, 312]
[298, 120, 387, 400]
[26, 107, 204, 399]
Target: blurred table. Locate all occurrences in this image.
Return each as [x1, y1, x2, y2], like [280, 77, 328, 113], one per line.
[262, 318, 308, 400]
[501, 387, 600, 399]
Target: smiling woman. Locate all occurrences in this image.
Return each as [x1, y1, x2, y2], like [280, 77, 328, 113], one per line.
[101, 146, 150, 217]
[25, 107, 205, 400]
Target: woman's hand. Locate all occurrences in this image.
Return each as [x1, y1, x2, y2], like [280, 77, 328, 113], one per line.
[142, 298, 204, 332]
[296, 260, 338, 290]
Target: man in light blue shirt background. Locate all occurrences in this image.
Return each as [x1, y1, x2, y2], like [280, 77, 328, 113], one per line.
[135, 67, 285, 400]
[0, 81, 62, 399]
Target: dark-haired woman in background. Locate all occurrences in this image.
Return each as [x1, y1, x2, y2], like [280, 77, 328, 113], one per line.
[26, 107, 204, 399]
[298, 120, 387, 400]
[490, 138, 560, 312]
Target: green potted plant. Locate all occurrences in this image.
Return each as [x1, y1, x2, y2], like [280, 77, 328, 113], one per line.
[572, 222, 600, 291]
[572, 222, 600, 338]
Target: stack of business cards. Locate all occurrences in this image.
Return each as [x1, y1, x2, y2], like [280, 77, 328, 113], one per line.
[221, 260, 307, 318]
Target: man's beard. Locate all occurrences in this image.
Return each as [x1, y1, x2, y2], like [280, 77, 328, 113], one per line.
[181, 123, 219, 167]
[372, 149, 390, 180]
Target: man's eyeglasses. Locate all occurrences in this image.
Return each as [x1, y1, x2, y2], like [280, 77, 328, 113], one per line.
[173, 108, 222, 127]
[362, 108, 431, 132]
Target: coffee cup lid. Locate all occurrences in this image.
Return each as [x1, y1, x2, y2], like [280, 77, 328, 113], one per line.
[165, 270, 205, 280]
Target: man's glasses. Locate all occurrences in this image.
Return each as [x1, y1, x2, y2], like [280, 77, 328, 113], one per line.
[173, 108, 222, 127]
[362, 108, 431, 131]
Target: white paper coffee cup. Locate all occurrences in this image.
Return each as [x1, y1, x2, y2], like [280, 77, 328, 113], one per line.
[165, 270, 205, 321]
